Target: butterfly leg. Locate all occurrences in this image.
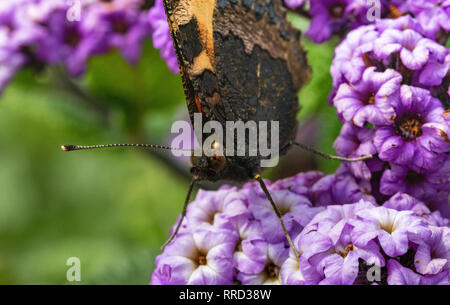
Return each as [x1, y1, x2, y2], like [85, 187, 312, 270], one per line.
[161, 178, 197, 250]
[254, 174, 300, 258]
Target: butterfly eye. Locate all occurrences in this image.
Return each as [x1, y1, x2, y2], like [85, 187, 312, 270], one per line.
[212, 141, 221, 150]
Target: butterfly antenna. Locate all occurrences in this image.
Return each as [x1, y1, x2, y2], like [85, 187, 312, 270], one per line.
[290, 141, 373, 162]
[255, 174, 300, 258]
[61, 144, 193, 152]
[161, 177, 198, 250]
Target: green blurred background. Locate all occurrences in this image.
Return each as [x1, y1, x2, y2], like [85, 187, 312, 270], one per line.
[0, 17, 341, 284]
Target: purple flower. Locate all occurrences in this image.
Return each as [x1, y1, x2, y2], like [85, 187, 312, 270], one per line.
[185, 186, 248, 230]
[0, 4, 43, 51]
[270, 171, 324, 197]
[406, 0, 450, 39]
[236, 241, 289, 285]
[427, 212, 450, 228]
[247, 188, 319, 243]
[383, 192, 435, 220]
[231, 216, 267, 275]
[292, 201, 385, 285]
[414, 226, 450, 275]
[351, 206, 430, 257]
[151, 228, 238, 285]
[311, 232, 384, 285]
[309, 166, 377, 206]
[420, 52, 450, 87]
[419, 270, 450, 284]
[333, 67, 401, 127]
[386, 259, 423, 284]
[280, 232, 324, 285]
[0, 1, 44, 91]
[374, 86, 450, 170]
[304, 0, 403, 44]
[331, 16, 449, 107]
[37, 9, 107, 76]
[374, 15, 426, 35]
[0, 0, 157, 93]
[330, 24, 379, 91]
[373, 16, 450, 90]
[306, 0, 353, 44]
[293, 0, 433, 44]
[20, 0, 67, 22]
[334, 123, 382, 180]
[93, 7, 151, 64]
[148, 0, 179, 73]
[374, 26, 447, 73]
[428, 199, 450, 222]
[281, 255, 319, 285]
[282, 199, 449, 285]
[380, 160, 450, 217]
[306, 200, 377, 245]
[387, 259, 450, 285]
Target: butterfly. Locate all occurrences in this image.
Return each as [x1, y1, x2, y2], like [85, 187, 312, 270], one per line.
[63, 0, 371, 257]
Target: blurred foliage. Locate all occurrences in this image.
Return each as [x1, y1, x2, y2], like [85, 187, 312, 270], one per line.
[0, 18, 340, 284]
[289, 12, 341, 174]
[297, 38, 341, 175]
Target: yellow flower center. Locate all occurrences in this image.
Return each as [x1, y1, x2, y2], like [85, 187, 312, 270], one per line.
[380, 222, 396, 234]
[396, 117, 423, 141]
[197, 254, 207, 266]
[339, 243, 355, 258]
[265, 262, 279, 279]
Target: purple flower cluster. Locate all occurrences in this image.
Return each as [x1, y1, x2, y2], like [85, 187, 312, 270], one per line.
[151, 171, 449, 285]
[404, 0, 450, 40]
[0, 0, 153, 93]
[330, 16, 450, 217]
[284, 0, 450, 44]
[299, 194, 449, 285]
[151, 172, 320, 285]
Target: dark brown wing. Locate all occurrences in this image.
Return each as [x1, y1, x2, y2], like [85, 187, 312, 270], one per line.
[164, 0, 310, 150]
[213, 1, 310, 147]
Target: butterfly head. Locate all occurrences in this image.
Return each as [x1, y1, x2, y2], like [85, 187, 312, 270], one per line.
[190, 154, 226, 182]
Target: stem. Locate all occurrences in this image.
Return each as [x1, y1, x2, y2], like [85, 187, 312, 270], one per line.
[55, 67, 110, 124]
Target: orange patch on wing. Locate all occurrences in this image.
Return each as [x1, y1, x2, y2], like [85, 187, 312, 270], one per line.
[172, 0, 216, 75]
[194, 95, 203, 112]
